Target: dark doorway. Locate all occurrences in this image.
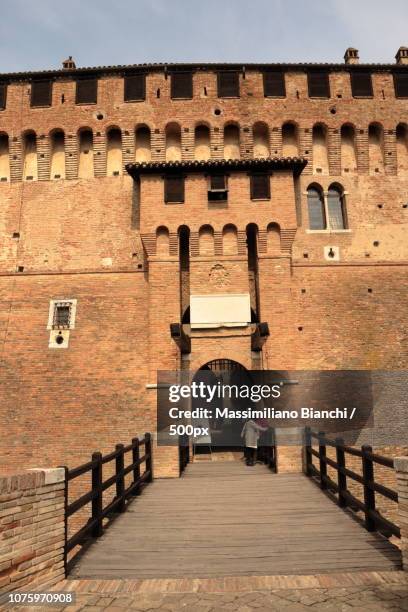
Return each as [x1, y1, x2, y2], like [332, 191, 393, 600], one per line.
[193, 359, 251, 452]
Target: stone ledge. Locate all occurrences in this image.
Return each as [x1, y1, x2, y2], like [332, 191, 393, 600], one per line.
[395, 457, 408, 473]
[27, 468, 65, 486]
[0, 469, 65, 496]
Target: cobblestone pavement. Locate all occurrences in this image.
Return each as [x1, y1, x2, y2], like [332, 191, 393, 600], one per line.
[10, 584, 408, 611]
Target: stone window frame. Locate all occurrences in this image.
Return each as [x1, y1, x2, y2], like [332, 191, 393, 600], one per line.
[47, 299, 77, 331]
[304, 189, 350, 233]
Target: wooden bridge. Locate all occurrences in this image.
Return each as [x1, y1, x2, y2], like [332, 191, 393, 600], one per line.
[69, 459, 401, 579]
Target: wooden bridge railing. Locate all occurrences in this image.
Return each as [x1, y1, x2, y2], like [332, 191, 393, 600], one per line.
[63, 433, 153, 574]
[305, 427, 400, 538]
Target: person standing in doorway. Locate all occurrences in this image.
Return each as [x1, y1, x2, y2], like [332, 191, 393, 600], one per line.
[241, 418, 268, 466]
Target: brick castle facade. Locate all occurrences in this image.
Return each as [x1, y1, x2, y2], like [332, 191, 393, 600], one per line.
[0, 48, 407, 477]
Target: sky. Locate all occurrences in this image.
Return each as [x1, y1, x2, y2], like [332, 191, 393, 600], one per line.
[0, 0, 407, 72]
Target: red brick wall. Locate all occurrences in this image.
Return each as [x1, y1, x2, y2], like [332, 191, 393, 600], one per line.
[0, 469, 65, 594]
[0, 64, 407, 477]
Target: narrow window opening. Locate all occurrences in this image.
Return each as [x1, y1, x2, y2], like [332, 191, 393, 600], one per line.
[107, 128, 122, 175]
[165, 175, 184, 203]
[307, 186, 326, 230]
[135, 126, 151, 162]
[250, 173, 270, 200]
[78, 129, 94, 178]
[0, 133, 10, 181]
[50, 131, 65, 179]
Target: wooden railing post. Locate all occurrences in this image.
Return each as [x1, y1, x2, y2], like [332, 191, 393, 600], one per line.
[132, 437, 141, 494]
[304, 427, 312, 476]
[145, 432, 153, 482]
[335, 438, 347, 508]
[115, 444, 126, 512]
[362, 444, 376, 531]
[91, 452, 103, 538]
[318, 431, 327, 490]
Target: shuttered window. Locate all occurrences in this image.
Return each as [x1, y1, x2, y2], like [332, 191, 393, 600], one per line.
[350, 72, 373, 97]
[217, 71, 240, 98]
[0, 83, 6, 110]
[171, 72, 193, 99]
[250, 174, 270, 200]
[124, 74, 146, 101]
[263, 71, 286, 97]
[394, 72, 408, 98]
[308, 72, 330, 98]
[76, 78, 98, 104]
[164, 175, 184, 203]
[31, 80, 52, 107]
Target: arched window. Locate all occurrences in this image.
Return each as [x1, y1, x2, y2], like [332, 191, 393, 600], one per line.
[156, 226, 169, 256]
[78, 129, 94, 178]
[253, 122, 269, 157]
[396, 123, 408, 173]
[165, 123, 181, 161]
[267, 223, 280, 254]
[368, 123, 384, 174]
[340, 124, 357, 174]
[50, 130, 65, 179]
[194, 125, 211, 160]
[282, 122, 299, 156]
[107, 128, 122, 176]
[222, 224, 238, 255]
[327, 184, 347, 230]
[199, 225, 214, 255]
[0, 133, 10, 181]
[307, 184, 347, 231]
[23, 131, 38, 181]
[135, 126, 151, 162]
[312, 124, 329, 174]
[223, 124, 240, 159]
[307, 185, 326, 230]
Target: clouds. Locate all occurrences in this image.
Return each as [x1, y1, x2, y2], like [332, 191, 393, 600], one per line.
[0, 0, 406, 72]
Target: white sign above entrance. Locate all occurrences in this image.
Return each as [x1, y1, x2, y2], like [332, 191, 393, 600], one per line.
[190, 294, 251, 329]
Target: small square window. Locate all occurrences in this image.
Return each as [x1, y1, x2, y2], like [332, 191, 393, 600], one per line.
[394, 72, 408, 98]
[308, 72, 330, 98]
[350, 72, 373, 98]
[53, 303, 71, 329]
[47, 299, 77, 330]
[76, 78, 98, 104]
[250, 174, 270, 200]
[217, 71, 240, 98]
[263, 71, 286, 97]
[124, 74, 146, 101]
[31, 81, 52, 107]
[171, 72, 193, 99]
[208, 175, 228, 201]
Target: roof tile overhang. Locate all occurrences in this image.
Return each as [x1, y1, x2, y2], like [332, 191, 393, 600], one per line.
[0, 61, 406, 82]
[126, 157, 307, 179]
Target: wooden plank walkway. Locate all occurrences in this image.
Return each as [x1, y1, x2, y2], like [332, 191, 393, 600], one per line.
[71, 461, 401, 579]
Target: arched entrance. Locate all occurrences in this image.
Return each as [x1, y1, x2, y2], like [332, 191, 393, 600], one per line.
[192, 359, 252, 456]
